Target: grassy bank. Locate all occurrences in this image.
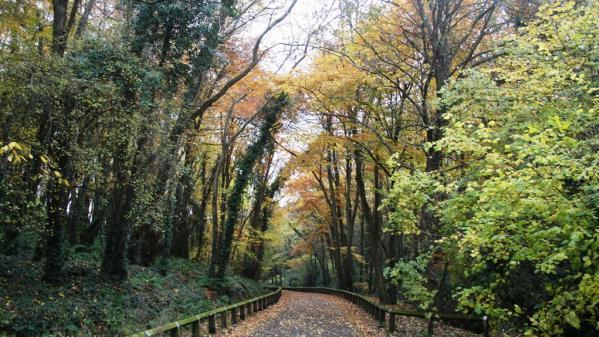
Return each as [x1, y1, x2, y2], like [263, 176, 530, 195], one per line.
[0, 253, 266, 337]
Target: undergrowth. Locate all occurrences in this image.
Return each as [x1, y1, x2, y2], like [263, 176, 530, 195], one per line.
[0, 251, 266, 337]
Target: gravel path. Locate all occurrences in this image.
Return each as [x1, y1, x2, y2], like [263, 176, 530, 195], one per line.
[215, 290, 389, 337]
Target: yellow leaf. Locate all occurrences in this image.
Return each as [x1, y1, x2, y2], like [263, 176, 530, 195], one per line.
[8, 142, 22, 150]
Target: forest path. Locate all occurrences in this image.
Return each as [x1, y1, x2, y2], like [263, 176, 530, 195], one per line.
[214, 290, 389, 337]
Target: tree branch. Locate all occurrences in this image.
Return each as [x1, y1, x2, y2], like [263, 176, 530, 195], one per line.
[191, 0, 300, 127]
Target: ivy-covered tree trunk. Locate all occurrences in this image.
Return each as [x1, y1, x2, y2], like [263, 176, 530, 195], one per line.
[171, 139, 201, 259]
[371, 165, 390, 303]
[101, 151, 131, 281]
[215, 93, 289, 279]
[241, 162, 280, 279]
[122, 0, 232, 266]
[42, 0, 72, 284]
[43, 85, 81, 283]
[43, 158, 70, 283]
[207, 157, 222, 277]
[240, 166, 270, 279]
[192, 159, 212, 259]
[100, 71, 141, 281]
[51, 0, 69, 56]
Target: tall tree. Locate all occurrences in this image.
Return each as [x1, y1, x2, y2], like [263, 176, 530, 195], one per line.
[214, 93, 289, 278]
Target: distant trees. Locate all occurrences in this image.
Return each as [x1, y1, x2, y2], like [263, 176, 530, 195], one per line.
[283, 0, 500, 300]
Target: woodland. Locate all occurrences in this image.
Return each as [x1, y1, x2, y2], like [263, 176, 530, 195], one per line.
[0, 0, 597, 336]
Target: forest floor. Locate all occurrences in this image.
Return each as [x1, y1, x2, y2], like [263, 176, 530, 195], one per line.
[0, 253, 266, 337]
[212, 290, 479, 337]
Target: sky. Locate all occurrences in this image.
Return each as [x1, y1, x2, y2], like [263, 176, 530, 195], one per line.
[253, 0, 341, 205]
[244, 0, 343, 73]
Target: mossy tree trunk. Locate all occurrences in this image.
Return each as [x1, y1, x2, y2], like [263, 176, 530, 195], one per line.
[215, 93, 289, 279]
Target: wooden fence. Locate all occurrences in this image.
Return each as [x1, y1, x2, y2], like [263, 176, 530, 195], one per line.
[128, 287, 282, 337]
[128, 285, 489, 336]
[282, 287, 490, 337]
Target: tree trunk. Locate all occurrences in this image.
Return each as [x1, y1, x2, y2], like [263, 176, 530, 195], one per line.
[171, 141, 198, 259]
[74, 0, 96, 38]
[215, 94, 287, 278]
[51, 0, 69, 56]
[191, 157, 211, 259]
[355, 151, 389, 303]
[43, 173, 69, 283]
[101, 152, 132, 281]
[241, 158, 272, 279]
[343, 155, 355, 291]
[325, 153, 347, 289]
[372, 165, 389, 302]
[320, 237, 329, 286]
[43, 95, 76, 283]
[66, 177, 90, 245]
[208, 155, 223, 277]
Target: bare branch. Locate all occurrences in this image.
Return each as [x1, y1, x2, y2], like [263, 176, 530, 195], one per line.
[191, 0, 300, 127]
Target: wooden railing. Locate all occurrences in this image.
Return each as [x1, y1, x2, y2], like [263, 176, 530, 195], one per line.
[128, 287, 282, 337]
[282, 287, 490, 337]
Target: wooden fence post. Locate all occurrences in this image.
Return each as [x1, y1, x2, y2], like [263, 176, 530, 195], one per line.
[170, 322, 180, 337]
[231, 307, 237, 325]
[483, 316, 490, 337]
[221, 311, 228, 328]
[208, 315, 216, 334]
[378, 308, 385, 326]
[240, 304, 246, 320]
[192, 319, 201, 337]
